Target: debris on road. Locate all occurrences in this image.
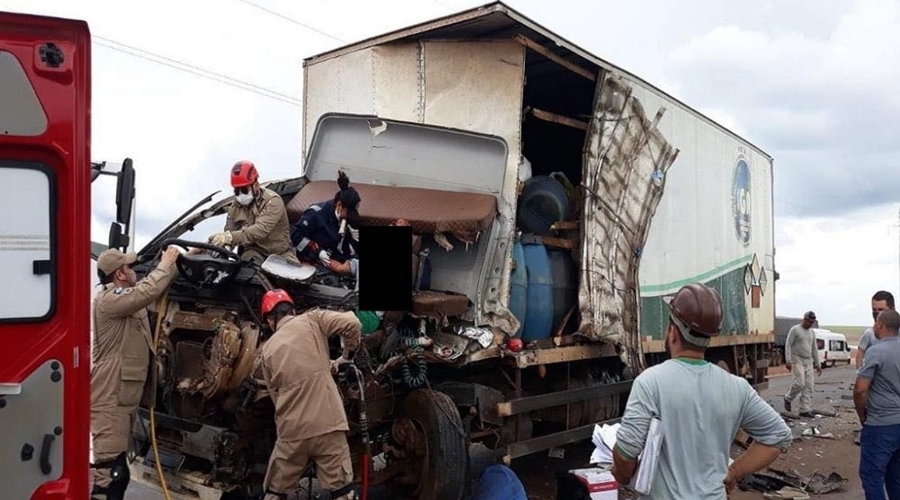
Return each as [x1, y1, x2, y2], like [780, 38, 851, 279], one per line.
[806, 472, 849, 494]
[763, 487, 810, 499]
[739, 466, 848, 497]
[800, 426, 835, 439]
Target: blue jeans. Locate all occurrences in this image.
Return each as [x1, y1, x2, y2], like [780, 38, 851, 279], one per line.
[860, 423, 900, 499]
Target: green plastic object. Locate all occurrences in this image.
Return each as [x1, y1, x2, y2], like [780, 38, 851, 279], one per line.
[356, 310, 381, 334]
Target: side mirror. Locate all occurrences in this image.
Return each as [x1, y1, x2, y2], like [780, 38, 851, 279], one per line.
[115, 158, 135, 226]
[108, 221, 129, 251]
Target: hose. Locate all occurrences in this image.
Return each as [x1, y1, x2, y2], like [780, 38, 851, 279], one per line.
[349, 365, 371, 500]
[150, 290, 174, 500]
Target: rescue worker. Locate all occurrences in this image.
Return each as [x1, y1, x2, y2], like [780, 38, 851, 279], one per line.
[290, 170, 360, 276]
[257, 289, 362, 500]
[783, 310, 823, 416]
[90, 246, 180, 500]
[612, 282, 792, 499]
[208, 160, 299, 264]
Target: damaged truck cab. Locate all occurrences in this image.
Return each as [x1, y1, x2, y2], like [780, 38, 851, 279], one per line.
[127, 3, 776, 500]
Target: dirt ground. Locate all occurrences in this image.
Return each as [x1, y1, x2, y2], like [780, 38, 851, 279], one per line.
[511, 362, 865, 500]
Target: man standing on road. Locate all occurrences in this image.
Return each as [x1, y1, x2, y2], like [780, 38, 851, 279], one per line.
[91, 247, 180, 500]
[257, 289, 362, 500]
[783, 311, 823, 416]
[612, 283, 793, 498]
[857, 291, 895, 368]
[854, 291, 894, 445]
[854, 309, 900, 499]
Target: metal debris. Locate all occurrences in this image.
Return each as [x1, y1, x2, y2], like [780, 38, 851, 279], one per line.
[763, 487, 810, 499]
[455, 326, 494, 348]
[806, 472, 849, 494]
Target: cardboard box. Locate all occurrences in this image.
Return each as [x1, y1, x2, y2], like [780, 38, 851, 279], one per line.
[568, 468, 619, 500]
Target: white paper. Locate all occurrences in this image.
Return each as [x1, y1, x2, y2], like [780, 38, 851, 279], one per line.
[631, 417, 664, 494]
[588, 418, 665, 495]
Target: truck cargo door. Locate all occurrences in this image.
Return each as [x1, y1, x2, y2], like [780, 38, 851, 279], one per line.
[578, 74, 678, 373]
[0, 12, 91, 500]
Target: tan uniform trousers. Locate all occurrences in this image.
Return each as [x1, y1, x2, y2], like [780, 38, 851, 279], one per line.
[264, 431, 354, 500]
[91, 409, 133, 493]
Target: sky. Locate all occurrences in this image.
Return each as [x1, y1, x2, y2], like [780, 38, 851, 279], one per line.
[3, 0, 899, 326]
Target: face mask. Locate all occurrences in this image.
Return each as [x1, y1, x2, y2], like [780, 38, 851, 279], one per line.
[335, 209, 342, 221]
[236, 192, 254, 206]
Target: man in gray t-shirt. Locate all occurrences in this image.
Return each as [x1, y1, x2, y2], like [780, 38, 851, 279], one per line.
[855, 309, 900, 498]
[612, 283, 792, 499]
[857, 291, 895, 368]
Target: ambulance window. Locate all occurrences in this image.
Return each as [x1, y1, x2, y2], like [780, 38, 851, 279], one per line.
[816, 339, 825, 350]
[0, 164, 54, 320]
[0, 50, 48, 136]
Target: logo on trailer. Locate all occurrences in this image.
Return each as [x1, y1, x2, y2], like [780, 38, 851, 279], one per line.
[731, 157, 751, 246]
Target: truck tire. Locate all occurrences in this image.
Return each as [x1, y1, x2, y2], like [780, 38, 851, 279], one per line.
[394, 389, 468, 500]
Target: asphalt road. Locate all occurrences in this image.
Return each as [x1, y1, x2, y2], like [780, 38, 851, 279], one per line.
[127, 363, 866, 499]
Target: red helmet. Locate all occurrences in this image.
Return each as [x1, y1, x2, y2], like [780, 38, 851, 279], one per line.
[231, 160, 259, 188]
[261, 289, 293, 317]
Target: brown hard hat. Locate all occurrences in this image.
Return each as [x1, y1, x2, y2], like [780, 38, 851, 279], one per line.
[665, 283, 723, 337]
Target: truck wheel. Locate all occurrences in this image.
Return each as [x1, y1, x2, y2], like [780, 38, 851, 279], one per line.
[390, 389, 468, 500]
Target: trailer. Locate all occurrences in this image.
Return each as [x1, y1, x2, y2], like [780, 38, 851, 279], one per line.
[125, 3, 777, 499]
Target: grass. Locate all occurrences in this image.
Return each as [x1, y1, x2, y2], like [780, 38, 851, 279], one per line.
[820, 325, 868, 344]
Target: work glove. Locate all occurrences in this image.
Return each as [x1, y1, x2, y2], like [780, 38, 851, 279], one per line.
[318, 249, 332, 266]
[209, 231, 233, 247]
[331, 355, 352, 373]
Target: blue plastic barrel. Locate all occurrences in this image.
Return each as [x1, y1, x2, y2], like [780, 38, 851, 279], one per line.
[521, 242, 553, 343]
[548, 249, 578, 331]
[508, 241, 528, 337]
[516, 175, 570, 236]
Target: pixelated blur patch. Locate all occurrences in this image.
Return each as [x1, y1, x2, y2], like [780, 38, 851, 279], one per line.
[358, 226, 412, 311]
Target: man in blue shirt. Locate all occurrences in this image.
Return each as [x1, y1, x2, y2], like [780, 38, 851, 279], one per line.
[854, 308, 900, 499]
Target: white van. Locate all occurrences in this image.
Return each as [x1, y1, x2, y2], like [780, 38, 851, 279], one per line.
[814, 329, 852, 367]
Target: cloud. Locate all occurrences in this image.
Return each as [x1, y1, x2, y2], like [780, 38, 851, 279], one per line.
[774, 202, 899, 325]
[668, 0, 900, 218]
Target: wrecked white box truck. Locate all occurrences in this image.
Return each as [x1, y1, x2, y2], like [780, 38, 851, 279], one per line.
[127, 3, 776, 499]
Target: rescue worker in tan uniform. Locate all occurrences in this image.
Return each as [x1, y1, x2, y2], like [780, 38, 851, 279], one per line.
[256, 289, 362, 500]
[90, 247, 180, 500]
[208, 160, 299, 264]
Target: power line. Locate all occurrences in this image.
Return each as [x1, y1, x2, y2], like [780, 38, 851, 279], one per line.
[94, 40, 301, 106]
[92, 39, 302, 107]
[234, 0, 345, 44]
[93, 42, 302, 106]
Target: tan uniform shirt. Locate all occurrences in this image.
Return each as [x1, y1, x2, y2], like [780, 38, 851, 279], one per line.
[259, 309, 361, 442]
[90, 263, 177, 456]
[225, 187, 298, 263]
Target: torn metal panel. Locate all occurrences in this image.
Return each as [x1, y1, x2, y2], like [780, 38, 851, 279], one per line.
[578, 74, 679, 372]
